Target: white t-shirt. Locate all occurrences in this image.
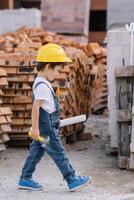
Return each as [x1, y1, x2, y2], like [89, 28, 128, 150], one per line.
[33, 77, 56, 114]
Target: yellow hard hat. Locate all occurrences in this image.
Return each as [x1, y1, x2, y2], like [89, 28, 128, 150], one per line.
[36, 43, 72, 63]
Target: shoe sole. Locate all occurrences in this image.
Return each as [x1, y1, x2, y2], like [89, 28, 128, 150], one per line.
[18, 185, 43, 191]
[69, 176, 92, 192]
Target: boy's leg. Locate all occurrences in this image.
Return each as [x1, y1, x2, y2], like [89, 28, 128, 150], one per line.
[46, 127, 75, 181]
[46, 127, 92, 191]
[20, 140, 45, 180]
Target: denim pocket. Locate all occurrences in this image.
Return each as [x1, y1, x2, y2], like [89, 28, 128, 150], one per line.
[39, 123, 52, 137]
[50, 111, 61, 129]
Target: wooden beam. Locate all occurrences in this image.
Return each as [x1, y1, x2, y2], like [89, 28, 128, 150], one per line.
[129, 85, 134, 169]
[116, 78, 130, 168]
[117, 110, 132, 122]
[116, 66, 134, 77]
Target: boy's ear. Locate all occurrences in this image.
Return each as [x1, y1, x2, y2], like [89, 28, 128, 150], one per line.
[43, 63, 49, 71]
[42, 64, 48, 72]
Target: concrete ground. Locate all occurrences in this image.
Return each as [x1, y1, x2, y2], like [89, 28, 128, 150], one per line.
[0, 115, 134, 200]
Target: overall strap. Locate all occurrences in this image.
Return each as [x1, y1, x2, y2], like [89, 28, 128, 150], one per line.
[33, 81, 54, 94]
[33, 81, 60, 112]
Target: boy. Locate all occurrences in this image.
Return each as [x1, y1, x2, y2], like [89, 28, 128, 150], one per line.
[18, 43, 92, 192]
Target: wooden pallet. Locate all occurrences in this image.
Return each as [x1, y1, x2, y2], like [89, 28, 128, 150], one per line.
[115, 65, 134, 169]
[89, 43, 107, 114]
[0, 68, 12, 151]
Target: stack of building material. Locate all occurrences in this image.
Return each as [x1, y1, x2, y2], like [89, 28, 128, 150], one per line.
[0, 68, 12, 151]
[85, 43, 107, 114]
[0, 56, 36, 145]
[0, 27, 79, 55]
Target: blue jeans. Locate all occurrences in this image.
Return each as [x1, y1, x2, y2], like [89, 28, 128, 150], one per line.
[20, 121, 75, 182]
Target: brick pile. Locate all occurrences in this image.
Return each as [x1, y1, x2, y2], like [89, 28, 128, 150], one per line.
[0, 68, 12, 150]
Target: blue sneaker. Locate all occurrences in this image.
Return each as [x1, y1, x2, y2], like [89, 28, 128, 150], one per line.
[18, 179, 43, 191]
[67, 176, 92, 192]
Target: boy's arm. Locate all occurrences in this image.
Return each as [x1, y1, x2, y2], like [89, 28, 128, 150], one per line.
[31, 99, 42, 140]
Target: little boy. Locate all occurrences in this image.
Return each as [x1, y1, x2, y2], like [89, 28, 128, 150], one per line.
[18, 43, 92, 192]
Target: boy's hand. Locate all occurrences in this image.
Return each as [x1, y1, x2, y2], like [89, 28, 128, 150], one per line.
[31, 128, 40, 140]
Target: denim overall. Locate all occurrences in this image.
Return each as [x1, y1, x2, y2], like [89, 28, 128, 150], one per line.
[20, 81, 75, 182]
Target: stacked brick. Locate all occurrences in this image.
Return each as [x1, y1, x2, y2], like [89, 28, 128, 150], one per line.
[0, 68, 12, 151]
[0, 27, 79, 55]
[88, 43, 107, 114]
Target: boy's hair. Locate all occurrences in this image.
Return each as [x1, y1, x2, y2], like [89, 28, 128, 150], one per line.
[36, 62, 66, 72]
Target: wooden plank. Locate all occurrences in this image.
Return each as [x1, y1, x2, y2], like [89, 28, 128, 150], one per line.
[0, 107, 12, 115]
[0, 144, 6, 152]
[118, 156, 128, 169]
[1, 124, 12, 133]
[0, 133, 9, 142]
[1, 66, 17, 74]
[7, 75, 28, 82]
[0, 68, 7, 76]
[116, 77, 130, 168]
[5, 115, 12, 123]
[0, 77, 8, 86]
[129, 84, 134, 169]
[14, 96, 32, 103]
[117, 110, 132, 122]
[116, 66, 134, 77]
[0, 116, 7, 124]
[12, 118, 24, 125]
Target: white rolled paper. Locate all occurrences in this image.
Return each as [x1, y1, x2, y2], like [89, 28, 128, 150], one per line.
[60, 115, 86, 127]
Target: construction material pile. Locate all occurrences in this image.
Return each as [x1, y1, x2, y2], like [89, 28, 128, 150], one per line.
[89, 43, 107, 114]
[0, 27, 107, 145]
[0, 27, 79, 55]
[0, 69, 12, 151]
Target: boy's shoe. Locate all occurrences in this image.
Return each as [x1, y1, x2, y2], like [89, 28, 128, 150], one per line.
[18, 179, 43, 191]
[67, 175, 92, 192]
